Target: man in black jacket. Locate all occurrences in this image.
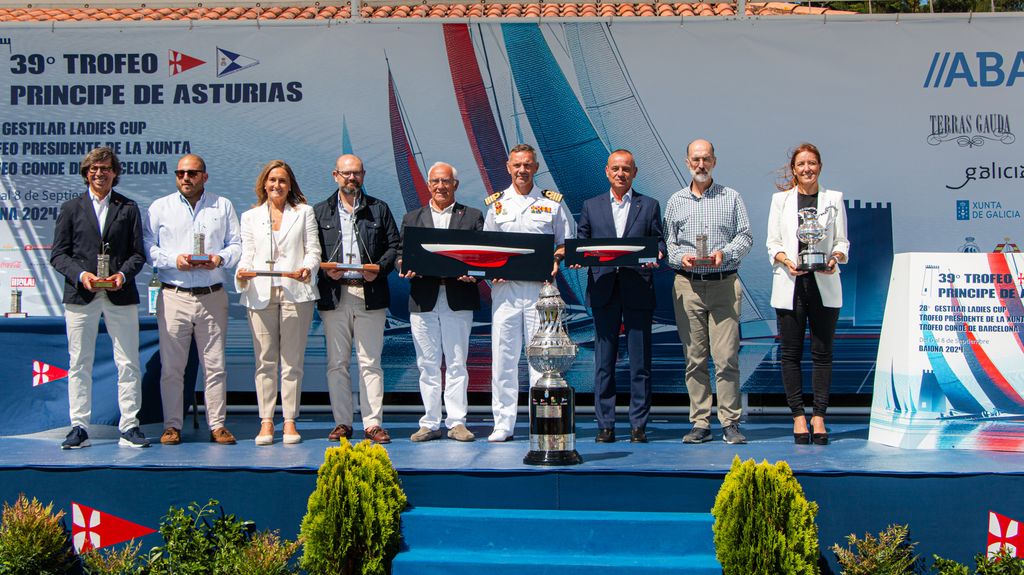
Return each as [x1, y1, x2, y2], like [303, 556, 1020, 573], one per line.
[50, 147, 149, 449]
[398, 162, 483, 442]
[314, 154, 400, 444]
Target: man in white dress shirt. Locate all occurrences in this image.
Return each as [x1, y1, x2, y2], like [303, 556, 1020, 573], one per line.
[144, 154, 241, 445]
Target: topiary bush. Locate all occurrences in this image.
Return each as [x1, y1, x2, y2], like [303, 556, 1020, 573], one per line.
[832, 523, 924, 574]
[299, 439, 407, 575]
[711, 455, 820, 575]
[0, 493, 75, 575]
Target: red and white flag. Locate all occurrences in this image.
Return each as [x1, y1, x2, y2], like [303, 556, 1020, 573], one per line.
[33, 361, 68, 387]
[988, 510, 1024, 558]
[72, 502, 156, 553]
[168, 50, 205, 76]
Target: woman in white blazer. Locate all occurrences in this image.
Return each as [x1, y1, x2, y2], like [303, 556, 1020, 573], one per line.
[766, 143, 849, 446]
[236, 160, 321, 445]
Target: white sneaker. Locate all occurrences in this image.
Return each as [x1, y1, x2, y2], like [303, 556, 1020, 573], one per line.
[487, 428, 514, 443]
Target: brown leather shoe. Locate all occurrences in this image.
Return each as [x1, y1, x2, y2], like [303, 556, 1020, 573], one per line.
[209, 427, 237, 445]
[364, 426, 391, 444]
[160, 427, 181, 445]
[328, 424, 353, 442]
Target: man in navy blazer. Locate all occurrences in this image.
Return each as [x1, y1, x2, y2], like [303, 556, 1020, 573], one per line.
[576, 149, 665, 443]
[398, 162, 484, 443]
[50, 147, 148, 449]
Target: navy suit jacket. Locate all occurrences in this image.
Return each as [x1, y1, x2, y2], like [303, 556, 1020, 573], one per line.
[399, 202, 484, 313]
[577, 190, 665, 309]
[50, 190, 145, 306]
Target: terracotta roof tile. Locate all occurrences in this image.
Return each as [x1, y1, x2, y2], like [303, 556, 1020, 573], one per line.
[0, 1, 853, 21]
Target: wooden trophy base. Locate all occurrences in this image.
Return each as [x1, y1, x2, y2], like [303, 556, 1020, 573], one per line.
[320, 262, 381, 274]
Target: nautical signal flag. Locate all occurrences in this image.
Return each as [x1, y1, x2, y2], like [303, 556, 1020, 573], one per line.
[988, 511, 1024, 558]
[32, 360, 68, 387]
[72, 502, 156, 554]
[168, 50, 205, 76]
[216, 47, 258, 77]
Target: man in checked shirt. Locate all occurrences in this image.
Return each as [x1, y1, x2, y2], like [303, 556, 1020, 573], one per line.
[664, 139, 753, 445]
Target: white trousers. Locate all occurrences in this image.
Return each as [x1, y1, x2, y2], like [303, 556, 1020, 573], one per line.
[409, 287, 473, 431]
[321, 285, 387, 429]
[489, 280, 542, 432]
[64, 292, 141, 432]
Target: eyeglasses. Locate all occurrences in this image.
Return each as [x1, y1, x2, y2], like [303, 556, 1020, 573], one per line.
[88, 165, 114, 174]
[175, 169, 205, 179]
[428, 178, 457, 186]
[334, 170, 364, 178]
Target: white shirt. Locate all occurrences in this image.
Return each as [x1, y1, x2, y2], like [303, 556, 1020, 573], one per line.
[90, 190, 110, 236]
[430, 200, 455, 230]
[483, 185, 575, 244]
[144, 191, 242, 288]
[610, 189, 632, 238]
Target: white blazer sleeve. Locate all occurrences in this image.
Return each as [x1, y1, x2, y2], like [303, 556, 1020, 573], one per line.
[301, 205, 321, 274]
[766, 192, 787, 266]
[829, 192, 850, 263]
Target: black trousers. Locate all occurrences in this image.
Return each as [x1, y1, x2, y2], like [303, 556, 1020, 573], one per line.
[775, 274, 840, 418]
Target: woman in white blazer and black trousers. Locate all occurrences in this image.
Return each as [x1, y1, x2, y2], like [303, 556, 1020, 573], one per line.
[766, 143, 849, 446]
[236, 160, 321, 445]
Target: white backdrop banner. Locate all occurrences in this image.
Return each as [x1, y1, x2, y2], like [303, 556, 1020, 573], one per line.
[0, 16, 1021, 394]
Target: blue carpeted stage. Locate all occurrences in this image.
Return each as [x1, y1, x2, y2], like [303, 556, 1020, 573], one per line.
[1, 414, 1019, 573]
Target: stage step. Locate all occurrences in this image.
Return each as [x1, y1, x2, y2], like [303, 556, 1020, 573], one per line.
[392, 506, 720, 575]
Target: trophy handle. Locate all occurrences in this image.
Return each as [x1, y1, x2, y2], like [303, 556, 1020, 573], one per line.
[819, 204, 838, 229]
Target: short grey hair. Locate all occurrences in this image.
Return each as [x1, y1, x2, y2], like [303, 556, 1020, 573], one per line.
[428, 161, 458, 180]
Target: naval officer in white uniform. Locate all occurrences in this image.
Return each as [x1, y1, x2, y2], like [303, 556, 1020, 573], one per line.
[483, 143, 576, 442]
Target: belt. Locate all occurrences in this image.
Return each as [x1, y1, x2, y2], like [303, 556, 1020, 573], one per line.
[162, 282, 223, 295]
[338, 278, 364, 286]
[675, 269, 737, 281]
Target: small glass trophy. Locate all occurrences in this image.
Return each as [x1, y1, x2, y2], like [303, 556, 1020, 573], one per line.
[693, 232, 716, 266]
[5, 288, 27, 318]
[187, 232, 211, 264]
[93, 243, 116, 289]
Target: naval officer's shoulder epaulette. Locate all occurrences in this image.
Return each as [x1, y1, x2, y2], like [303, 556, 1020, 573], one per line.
[542, 189, 563, 203]
[484, 192, 502, 206]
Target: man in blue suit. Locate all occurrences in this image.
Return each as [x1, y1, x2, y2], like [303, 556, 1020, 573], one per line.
[576, 150, 665, 443]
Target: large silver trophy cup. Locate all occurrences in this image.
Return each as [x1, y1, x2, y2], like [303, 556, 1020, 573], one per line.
[796, 205, 837, 271]
[524, 282, 583, 466]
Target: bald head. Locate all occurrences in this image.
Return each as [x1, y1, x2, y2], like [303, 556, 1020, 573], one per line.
[333, 154, 366, 197]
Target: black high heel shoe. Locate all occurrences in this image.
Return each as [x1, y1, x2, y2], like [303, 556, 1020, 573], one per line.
[794, 432, 810, 445]
[812, 433, 829, 445]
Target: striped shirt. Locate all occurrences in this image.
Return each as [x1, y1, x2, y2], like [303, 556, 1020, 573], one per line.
[663, 182, 752, 273]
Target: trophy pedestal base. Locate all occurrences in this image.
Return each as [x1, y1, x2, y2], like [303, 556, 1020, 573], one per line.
[187, 254, 212, 264]
[523, 449, 583, 466]
[797, 252, 829, 272]
[92, 281, 116, 290]
[4, 312, 27, 318]
[524, 386, 582, 467]
[692, 257, 717, 267]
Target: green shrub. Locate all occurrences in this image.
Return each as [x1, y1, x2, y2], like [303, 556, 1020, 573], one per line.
[935, 548, 1024, 575]
[0, 494, 75, 575]
[218, 530, 301, 575]
[832, 524, 924, 574]
[300, 440, 407, 575]
[711, 456, 820, 575]
[81, 540, 144, 575]
[933, 555, 971, 575]
[145, 499, 254, 575]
